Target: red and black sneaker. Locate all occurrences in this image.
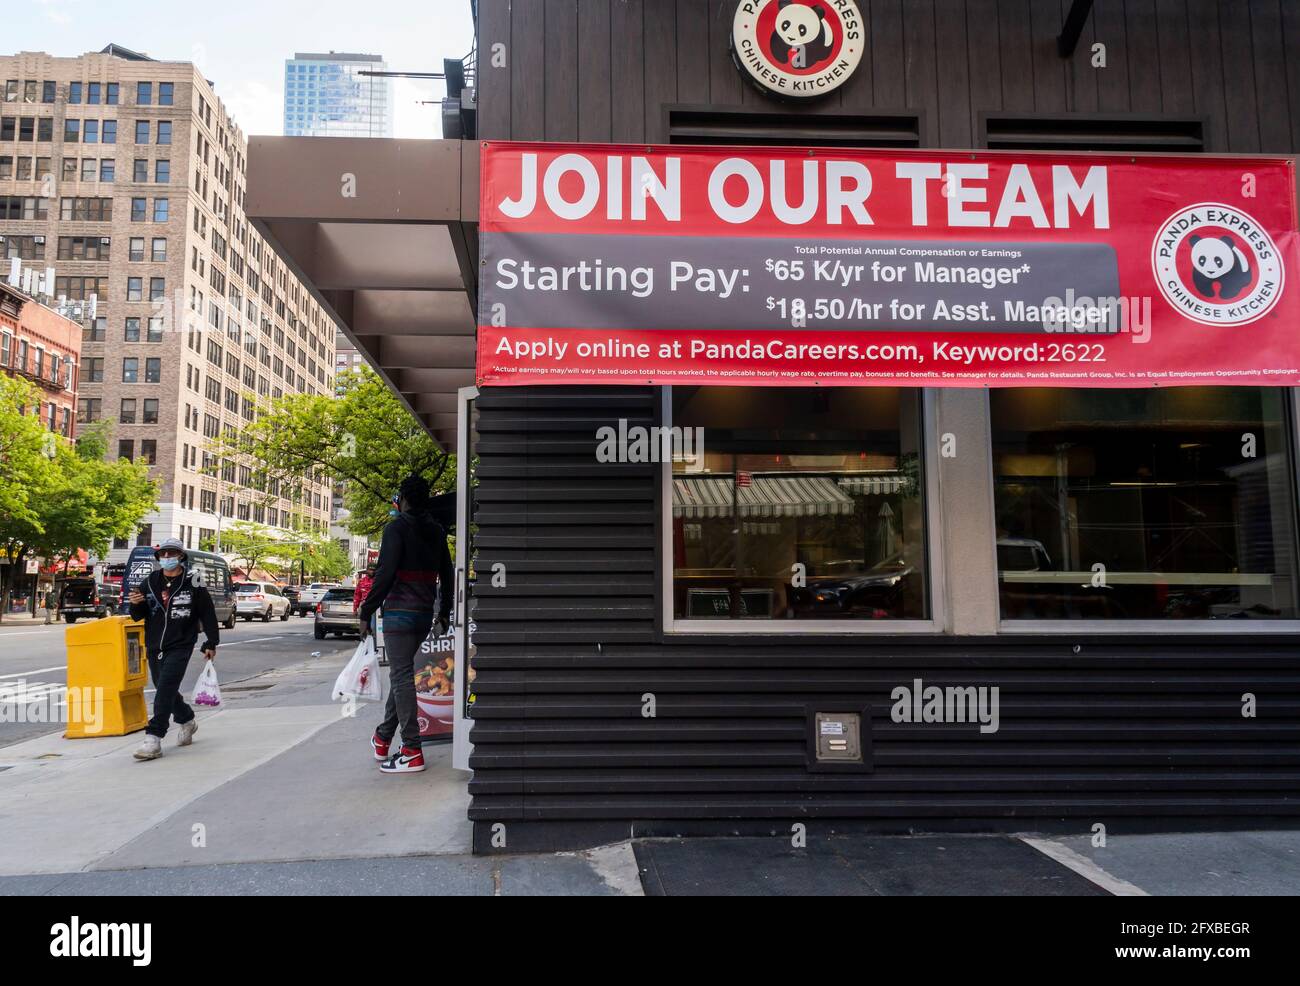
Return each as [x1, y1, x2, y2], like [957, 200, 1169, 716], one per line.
[379, 746, 425, 773]
[371, 733, 391, 761]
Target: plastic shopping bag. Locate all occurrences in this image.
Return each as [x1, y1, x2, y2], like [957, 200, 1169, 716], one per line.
[332, 637, 382, 703]
[191, 660, 222, 707]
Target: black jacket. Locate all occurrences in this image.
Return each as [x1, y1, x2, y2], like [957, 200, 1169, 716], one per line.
[128, 567, 220, 653]
[358, 509, 454, 626]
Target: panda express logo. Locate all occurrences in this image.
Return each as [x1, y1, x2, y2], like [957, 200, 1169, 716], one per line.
[1152, 203, 1284, 326]
[731, 0, 864, 99]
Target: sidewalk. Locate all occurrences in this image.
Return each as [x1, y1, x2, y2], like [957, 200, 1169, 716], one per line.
[0, 613, 62, 627]
[0, 654, 642, 896]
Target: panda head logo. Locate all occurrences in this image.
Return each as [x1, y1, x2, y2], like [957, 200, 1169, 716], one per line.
[1152, 203, 1284, 326]
[771, 1, 834, 70]
[1189, 234, 1252, 301]
[731, 0, 864, 100]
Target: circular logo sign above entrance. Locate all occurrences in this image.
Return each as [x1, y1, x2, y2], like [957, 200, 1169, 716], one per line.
[731, 0, 864, 99]
[1152, 203, 1284, 326]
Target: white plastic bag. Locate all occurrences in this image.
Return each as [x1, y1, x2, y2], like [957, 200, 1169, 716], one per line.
[332, 637, 382, 703]
[191, 660, 221, 707]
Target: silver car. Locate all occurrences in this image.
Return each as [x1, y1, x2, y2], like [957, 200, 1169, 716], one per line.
[314, 586, 360, 639]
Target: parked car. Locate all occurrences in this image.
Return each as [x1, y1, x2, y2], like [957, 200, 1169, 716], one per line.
[58, 578, 121, 623]
[234, 581, 293, 622]
[120, 545, 238, 629]
[295, 582, 338, 616]
[314, 587, 360, 639]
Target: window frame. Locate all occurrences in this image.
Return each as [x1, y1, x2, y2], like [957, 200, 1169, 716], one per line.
[659, 385, 947, 635]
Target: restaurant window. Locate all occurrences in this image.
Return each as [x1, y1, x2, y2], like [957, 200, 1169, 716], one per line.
[668, 387, 930, 625]
[991, 387, 1299, 621]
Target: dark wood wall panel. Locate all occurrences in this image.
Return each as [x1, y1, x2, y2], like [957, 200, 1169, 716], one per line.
[577, 0, 613, 142]
[479, 0, 1300, 155]
[543, 0, 579, 140]
[611, 0, 647, 141]
[509, 0, 546, 140]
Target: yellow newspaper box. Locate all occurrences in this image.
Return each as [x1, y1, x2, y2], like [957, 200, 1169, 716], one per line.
[65, 616, 148, 738]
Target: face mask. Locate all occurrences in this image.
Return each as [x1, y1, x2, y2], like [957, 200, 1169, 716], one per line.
[159, 557, 181, 572]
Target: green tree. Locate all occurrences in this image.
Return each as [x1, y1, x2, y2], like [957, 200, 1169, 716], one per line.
[31, 421, 158, 573]
[0, 376, 59, 619]
[213, 366, 453, 539]
[216, 520, 295, 578]
[280, 530, 351, 582]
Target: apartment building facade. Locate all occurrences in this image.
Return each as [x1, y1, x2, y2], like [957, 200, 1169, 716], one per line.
[0, 279, 80, 437]
[0, 45, 335, 563]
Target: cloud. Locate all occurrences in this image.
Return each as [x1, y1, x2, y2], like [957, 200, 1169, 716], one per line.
[218, 80, 281, 137]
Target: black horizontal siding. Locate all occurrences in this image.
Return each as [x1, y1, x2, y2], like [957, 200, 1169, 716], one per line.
[468, 387, 1300, 829]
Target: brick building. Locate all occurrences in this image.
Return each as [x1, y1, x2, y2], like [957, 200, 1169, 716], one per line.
[0, 43, 335, 563]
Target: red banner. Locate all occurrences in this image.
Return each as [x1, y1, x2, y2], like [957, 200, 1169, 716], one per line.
[477, 142, 1300, 388]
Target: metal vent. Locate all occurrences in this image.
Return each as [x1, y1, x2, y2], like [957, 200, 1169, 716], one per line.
[668, 107, 922, 148]
[980, 113, 1206, 153]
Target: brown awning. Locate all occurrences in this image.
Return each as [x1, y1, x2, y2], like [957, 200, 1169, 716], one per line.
[245, 137, 479, 449]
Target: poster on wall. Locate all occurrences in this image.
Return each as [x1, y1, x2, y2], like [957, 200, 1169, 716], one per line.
[415, 617, 474, 740]
[477, 142, 1300, 389]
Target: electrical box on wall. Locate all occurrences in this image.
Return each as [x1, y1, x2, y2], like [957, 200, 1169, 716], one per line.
[807, 707, 872, 772]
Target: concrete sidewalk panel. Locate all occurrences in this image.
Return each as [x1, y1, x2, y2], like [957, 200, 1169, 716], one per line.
[93, 708, 472, 871]
[0, 705, 338, 875]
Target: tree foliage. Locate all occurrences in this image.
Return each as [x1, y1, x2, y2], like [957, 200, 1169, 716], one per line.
[213, 366, 454, 538]
[0, 384, 157, 620]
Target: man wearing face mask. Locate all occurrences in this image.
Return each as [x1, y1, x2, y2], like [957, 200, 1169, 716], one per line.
[127, 537, 219, 761]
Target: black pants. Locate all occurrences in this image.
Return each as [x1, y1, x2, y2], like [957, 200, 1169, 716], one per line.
[146, 644, 196, 738]
[376, 629, 428, 751]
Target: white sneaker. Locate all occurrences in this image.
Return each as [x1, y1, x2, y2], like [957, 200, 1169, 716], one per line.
[177, 719, 198, 747]
[132, 735, 163, 760]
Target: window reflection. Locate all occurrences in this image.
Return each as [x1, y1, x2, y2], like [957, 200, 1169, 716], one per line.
[992, 387, 1298, 620]
[672, 387, 928, 621]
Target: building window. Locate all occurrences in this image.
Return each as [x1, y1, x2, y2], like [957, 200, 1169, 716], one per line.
[133, 158, 148, 182]
[668, 387, 930, 626]
[991, 388, 1300, 621]
[106, 83, 119, 105]
[151, 237, 167, 262]
[144, 357, 161, 383]
[118, 439, 133, 461]
[157, 121, 171, 145]
[136, 523, 152, 545]
[77, 398, 101, 423]
[119, 398, 136, 423]
[135, 120, 148, 144]
[158, 82, 173, 106]
[124, 317, 140, 341]
[37, 118, 52, 141]
[129, 237, 144, 261]
[126, 277, 142, 301]
[142, 398, 159, 423]
[41, 81, 55, 103]
[155, 159, 170, 183]
[68, 82, 82, 104]
[147, 317, 163, 342]
[153, 198, 168, 222]
[85, 317, 106, 342]
[149, 276, 165, 301]
[122, 357, 138, 383]
[130, 197, 146, 221]
[102, 119, 116, 143]
[136, 82, 152, 105]
[85, 358, 103, 382]
[141, 439, 156, 465]
[99, 158, 114, 182]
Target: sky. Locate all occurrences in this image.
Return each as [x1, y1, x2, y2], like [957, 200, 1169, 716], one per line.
[8, 0, 476, 138]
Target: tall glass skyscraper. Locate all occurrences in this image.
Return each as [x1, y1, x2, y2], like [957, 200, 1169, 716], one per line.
[283, 52, 392, 138]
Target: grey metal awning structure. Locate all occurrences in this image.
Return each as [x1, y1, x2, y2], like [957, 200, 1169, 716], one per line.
[245, 137, 480, 449]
